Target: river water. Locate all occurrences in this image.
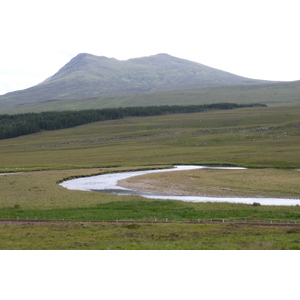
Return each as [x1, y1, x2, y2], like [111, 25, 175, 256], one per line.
[60, 165, 300, 206]
[0, 173, 19, 175]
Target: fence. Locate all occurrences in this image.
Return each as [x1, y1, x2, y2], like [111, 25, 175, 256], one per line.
[0, 218, 299, 227]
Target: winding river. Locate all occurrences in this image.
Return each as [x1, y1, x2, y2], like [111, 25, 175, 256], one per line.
[60, 165, 300, 206]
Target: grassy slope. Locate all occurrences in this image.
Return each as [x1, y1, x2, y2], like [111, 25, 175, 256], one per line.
[0, 105, 299, 171]
[1, 81, 300, 114]
[1, 105, 300, 249]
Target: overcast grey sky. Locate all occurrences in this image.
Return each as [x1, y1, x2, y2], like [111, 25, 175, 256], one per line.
[1, 0, 299, 95]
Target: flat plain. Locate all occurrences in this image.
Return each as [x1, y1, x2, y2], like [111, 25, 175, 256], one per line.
[0, 104, 300, 249]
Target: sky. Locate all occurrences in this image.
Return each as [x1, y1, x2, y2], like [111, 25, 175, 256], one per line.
[1, 0, 299, 95]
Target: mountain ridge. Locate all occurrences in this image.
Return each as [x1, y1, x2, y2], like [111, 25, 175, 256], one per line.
[0, 53, 276, 109]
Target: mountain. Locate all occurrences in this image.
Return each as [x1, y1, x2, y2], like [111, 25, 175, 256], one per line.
[0, 53, 272, 109]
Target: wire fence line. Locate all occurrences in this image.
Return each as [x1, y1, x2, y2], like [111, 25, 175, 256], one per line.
[0, 218, 299, 227]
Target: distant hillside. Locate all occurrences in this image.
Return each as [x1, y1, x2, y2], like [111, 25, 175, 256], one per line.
[0, 53, 271, 109]
[2, 80, 300, 114]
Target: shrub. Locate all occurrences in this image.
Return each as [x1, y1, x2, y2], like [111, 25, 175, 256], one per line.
[123, 223, 140, 230]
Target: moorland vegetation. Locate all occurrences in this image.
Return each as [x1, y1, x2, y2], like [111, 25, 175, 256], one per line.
[0, 53, 299, 249]
[0, 103, 265, 139]
[0, 104, 300, 249]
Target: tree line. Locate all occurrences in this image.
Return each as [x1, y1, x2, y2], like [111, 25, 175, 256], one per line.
[0, 103, 266, 140]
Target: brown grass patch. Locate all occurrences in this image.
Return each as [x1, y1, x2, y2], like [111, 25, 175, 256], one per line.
[119, 168, 300, 199]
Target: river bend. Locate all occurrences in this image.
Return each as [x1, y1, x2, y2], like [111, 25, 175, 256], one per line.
[59, 165, 300, 206]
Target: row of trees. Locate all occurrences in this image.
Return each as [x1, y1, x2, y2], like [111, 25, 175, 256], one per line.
[0, 103, 266, 140]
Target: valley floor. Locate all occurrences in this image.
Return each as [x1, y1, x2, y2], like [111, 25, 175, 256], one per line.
[1, 221, 300, 250]
[0, 105, 299, 249]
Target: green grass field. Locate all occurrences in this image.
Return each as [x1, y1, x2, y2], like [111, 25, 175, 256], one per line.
[1, 105, 300, 171]
[0, 105, 300, 249]
[1, 222, 299, 250]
